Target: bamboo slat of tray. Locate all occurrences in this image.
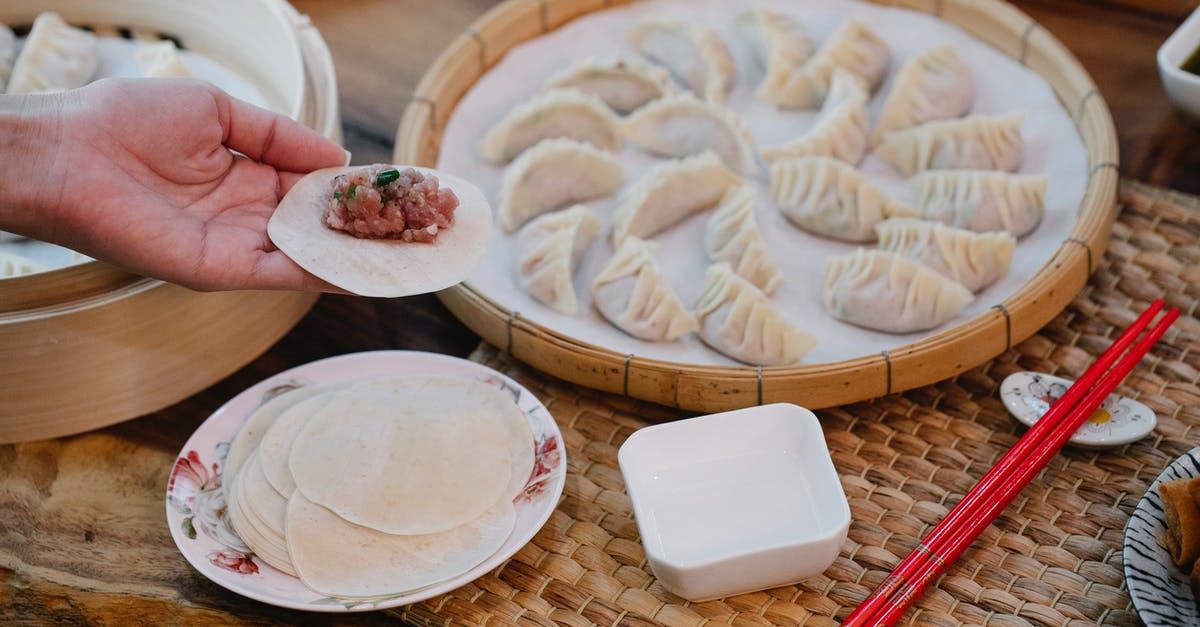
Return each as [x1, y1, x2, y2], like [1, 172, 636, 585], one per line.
[396, 0, 1121, 413]
[392, 179, 1199, 627]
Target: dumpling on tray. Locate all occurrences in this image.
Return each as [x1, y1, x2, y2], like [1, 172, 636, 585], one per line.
[823, 249, 974, 333]
[591, 237, 698, 342]
[611, 150, 740, 246]
[757, 18, 890, 109]
[497, 138, 625, 233]
[478, 88, 620, 163]
[0, 25, 15, 91]
[762, 68, 869, 165]
[0, 251, 44, 279]
[626, 16, 734, 103]
[704, 185, 783, 294]
[875, 112, 1025, 176]
[542, 57, 673, 115]
[7, 12, 98, 95]
[694, 263, 813, 366]
[734, 7, 815, 105]
[516, 205, 601, 315]
[910, 169, 1047, 238]
[870, 44, 974, 146]
[135, 40, 191, 78]
[770, 156, 914, 242]
[875, 218, 1015, 292]
[622, 92, 758, 174]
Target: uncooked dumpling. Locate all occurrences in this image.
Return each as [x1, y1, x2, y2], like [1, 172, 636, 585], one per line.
[591, 237, 698, 342]
[0, 251, 44, 278]
[875, 217, 1015, 292]
[910, 169, 1047, 237]
[694, 263, 814, 366]
[823, 249, 974, 333]
[757, 19, 889, 109]
[542, 57, 673, 114]
[7, 12, 98, 95]
[870, 44, 974, 145]
[622, 92, 758, 174]
[761, 68, 869, 165]
[704, 185, 783, 294]
[734, 7, 815, 106]
[626, 16, 734, 103]
[478, 88, 620, 163]
[611, 150, 740, 246]
[770, 156, 914, 242]
[516, 205, 601, 315]
[135, 40, 191, 78]
[497, 138, 624, 233]
[0, 25, 15, 91]
[875, 112, 1025, 176]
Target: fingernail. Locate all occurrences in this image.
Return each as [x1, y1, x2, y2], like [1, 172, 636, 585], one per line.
[343, 150, 353, 166]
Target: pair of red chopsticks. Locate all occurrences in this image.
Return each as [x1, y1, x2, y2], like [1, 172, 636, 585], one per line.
[843, 299, 1179, 626]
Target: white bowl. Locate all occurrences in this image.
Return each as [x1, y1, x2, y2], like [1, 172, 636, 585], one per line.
[617, 403, 850, 602]
[1158, 6, 1200, 118]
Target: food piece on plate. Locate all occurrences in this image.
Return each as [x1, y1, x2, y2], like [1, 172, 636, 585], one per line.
[770, 156, 914, 242]
[542, 56, 673, 115]
[269, 165, 492, 297]
[762, 68, 869, 165]
[478, 88, 620, 163]
[226, 454, 296, 576]
[704, 185, 783, 294]
[516, 205, 601, 315]
[911, 170, 1047, 238]
[0, 24, 15, 90]
[875, 218, 1015, 292]
[7, 12, 98, 94]
[622, 92, 758, 174]
[223, 383, 344, 486]
[591, 237, 698, 342]
[694, 263, 814, 366]
[497, 138, 624, 233]
[875, 112, 1025, 176]
[1160, 476, 1200, 567]
[257, 394, 340, 497]
[626, 16, 734, 103]
[757, 18, 889, 109]
[288, 376, 522, 535]
[286, 492, 516, 598]
[734, 7, 815, 106]
[870, 45, 974, 146]
[0, 251, 44, 278]
[823, 249, 974, 333]
[611, 150, 740, 246]
[134, 40, 191, 78]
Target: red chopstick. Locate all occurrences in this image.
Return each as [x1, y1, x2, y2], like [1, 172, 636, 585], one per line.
[866, 306, 1178, 625]
[841, 299, 1167, 627]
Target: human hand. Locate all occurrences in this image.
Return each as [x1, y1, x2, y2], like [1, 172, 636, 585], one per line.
[7, 78, 347, 291]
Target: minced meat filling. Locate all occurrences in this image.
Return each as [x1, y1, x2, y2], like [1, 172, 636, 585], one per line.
[323, 166, 459, 242]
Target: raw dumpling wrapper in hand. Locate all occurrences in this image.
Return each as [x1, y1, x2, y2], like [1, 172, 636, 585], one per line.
[497, 138, 625, 233]
[542, 57, 673, 115]
[875, 112, 1024, 176]
[694, 263, 814, 366]
[771, 156, 913, 242]
[823, 249, 974, 333]
[870, 44, 974, 146]
[591, 237, 698, 342]
[875, 217, 1015, 292]
[622, 92, 759, 174]
[7, 12, 98, 95]
[516, 205, 601, 315]
[626, 16, 734, 103]
[704, 185, 784, 294]
[610, 150, 740, 246]
[911, 169, 1047, 237]
[478, 88, 620, 163]
[762, 68, 869, 165]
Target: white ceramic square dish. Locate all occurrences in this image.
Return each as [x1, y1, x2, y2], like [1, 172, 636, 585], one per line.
[1158, 6, 1200, 118]
[618, 403, 850, 601]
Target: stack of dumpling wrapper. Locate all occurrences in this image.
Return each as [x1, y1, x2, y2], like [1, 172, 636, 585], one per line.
[221, 376, 534, 598]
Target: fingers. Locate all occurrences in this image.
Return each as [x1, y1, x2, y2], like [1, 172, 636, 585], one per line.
[209, 85, 346, 174]
[244, 250, 351, 294]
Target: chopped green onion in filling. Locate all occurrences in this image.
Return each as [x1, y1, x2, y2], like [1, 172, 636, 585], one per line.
[347, 184, 358, 199]
[376, 169, 400, 185]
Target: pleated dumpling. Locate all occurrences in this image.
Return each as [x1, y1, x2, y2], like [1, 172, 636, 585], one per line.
[611, 151, 740, 246]
[704, 185, 783, 294]
[875, 218, 1015, 292]
[543, 57, 673, 114]
[626, 16, 734, 103]
[479, 88, 620, 163]
[734, 7, 815, 106]
[7, 13, 99, 95]
[911, 170, 1047, 237]
[870, 45, 974, 145]
[770, 156, 914, 242]
[0, 25, 15, 91]
[497, 138, 625, 233]
[694, 263, 815, 366]
[0, 251, 44, 278]
[762, 69, 869, 165]
[875, 112, 1024, 176]
[823, 249, 974, 333]
[135, 40, 191, 78]
[591, 237, 698, 342]
[759, 19, 889, 109]
[622, 92, 758, 174]
[516, 205, 601, 314]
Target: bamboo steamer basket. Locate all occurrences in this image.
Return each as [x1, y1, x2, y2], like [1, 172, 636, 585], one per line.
[395, 0, 1119, 413]
[0, 0, 342, 443]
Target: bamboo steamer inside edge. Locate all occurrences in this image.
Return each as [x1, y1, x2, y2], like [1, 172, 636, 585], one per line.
[394, 0, 1119, 413]
[0, 0, 337, 444]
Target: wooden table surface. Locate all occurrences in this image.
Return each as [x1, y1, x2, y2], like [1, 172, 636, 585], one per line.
[3, 0, 1199, 624]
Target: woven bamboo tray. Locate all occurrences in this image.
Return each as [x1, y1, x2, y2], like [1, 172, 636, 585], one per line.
[0, 0, 339, 444]
[394, 0, 1120, 413]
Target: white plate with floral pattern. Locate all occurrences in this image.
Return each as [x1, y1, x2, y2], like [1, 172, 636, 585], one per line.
[999, 371, 1156, 449]
[165, 350, 566, 612]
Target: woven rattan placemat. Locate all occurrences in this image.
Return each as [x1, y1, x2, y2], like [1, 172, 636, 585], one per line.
[397, 180, 1199, 627]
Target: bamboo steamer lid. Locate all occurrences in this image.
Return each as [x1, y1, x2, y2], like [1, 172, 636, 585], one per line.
[0, 0, 341, 443]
